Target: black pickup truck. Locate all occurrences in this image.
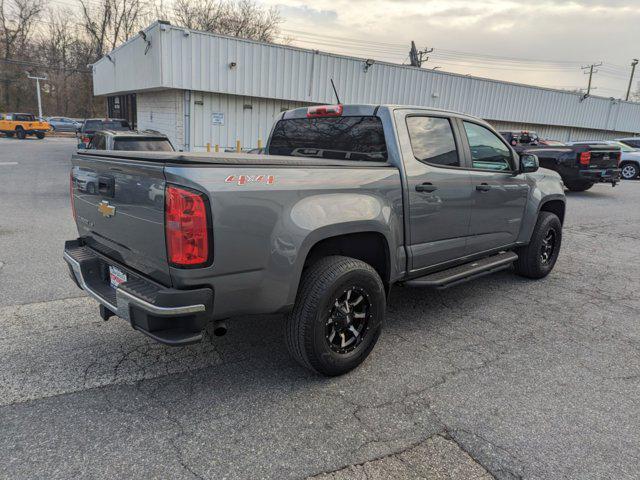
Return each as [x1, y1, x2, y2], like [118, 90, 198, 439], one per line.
[520, 143, 621, 191]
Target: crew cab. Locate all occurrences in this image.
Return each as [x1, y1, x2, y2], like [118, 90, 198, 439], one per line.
[520, 142, 621, 191]
[64, 104, 566, 376]
[0, 113, 50, 139]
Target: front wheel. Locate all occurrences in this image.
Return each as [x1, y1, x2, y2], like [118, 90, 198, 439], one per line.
[35, 132, 45, 139]
[620, 162, 639, 180]
[16, 128, 26, 140]
[285, 256, 385, 376]
[514, 212, 562, 279]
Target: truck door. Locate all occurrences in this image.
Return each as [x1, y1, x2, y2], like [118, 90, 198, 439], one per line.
[395, 110, 474, 273]
[459, 120, 529, 255]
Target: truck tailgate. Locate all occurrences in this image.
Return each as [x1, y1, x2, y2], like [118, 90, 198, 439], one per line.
[71, 154, 171, 285]
[585, 144, 620, 169]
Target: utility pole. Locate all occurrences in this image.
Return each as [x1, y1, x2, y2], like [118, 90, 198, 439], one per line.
[580, 62, 602, 101]
[26, 73, 47, 119]
[409, 41, 434, 68]
[625, 58, 639, 101]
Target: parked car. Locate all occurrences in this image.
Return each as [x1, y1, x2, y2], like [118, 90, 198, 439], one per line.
[0, 112, 50, 139]
[565, 140, 640, 180]
[77, 118, 131, 146]
[521, 142, 621, 191]
[616, 137, 640, 149]
[47, 116, 81, 132]
[65, 104, 565, 376]
[78, 130, 174, 152]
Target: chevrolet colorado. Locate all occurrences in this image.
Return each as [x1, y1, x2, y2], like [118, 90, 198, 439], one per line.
[64, 105, 566, 376]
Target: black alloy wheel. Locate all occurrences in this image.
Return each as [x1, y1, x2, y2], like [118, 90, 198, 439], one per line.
[325, 287, 371, 354]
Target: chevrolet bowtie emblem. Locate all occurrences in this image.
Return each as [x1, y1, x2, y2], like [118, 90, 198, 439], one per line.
[98, 200, 116, 218]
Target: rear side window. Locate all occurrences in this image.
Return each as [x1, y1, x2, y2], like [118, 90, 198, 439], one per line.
[268, 116, 387, 161]
[463, 122, 513, 171]
[113, 138, 174, 151]
[15, 114, 35, 121]
[406, 116, 459, 167]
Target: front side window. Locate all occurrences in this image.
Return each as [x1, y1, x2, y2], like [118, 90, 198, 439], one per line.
[15, 114, 35, 122]
[463, 122, 513, 171]
[406, 116, 459, 167]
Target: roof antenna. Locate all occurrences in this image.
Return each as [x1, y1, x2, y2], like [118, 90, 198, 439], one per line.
[330, 78, 341, 104]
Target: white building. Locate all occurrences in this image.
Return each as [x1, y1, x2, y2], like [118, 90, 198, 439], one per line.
[93, 21, 640, 152]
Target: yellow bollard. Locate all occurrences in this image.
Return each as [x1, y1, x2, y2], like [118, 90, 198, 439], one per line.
[257, 138, 263, 150]
[236, 140, 241, 153]
[215, 144, 219, 152]
[206, 142, 211, 152]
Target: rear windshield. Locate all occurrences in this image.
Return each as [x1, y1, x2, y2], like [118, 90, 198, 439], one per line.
[84, 120, 130, 131]
[268, 116, 387, 161]
[113, 138, 174, 151]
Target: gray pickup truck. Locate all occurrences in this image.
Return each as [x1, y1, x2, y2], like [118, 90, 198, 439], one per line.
[64, 104, 565, 376]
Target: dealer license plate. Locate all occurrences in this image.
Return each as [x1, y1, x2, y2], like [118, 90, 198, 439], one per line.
[109, 265, 127, 289]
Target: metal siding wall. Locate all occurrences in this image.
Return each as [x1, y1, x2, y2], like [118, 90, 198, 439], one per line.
[98, 22, 640, 135]
[189, 92, 309, 151]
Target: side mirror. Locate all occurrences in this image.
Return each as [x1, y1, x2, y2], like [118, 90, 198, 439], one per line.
[520, 153, 539, 173]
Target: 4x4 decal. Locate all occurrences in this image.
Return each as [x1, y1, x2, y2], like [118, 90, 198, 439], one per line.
[225, 175, 275, 185]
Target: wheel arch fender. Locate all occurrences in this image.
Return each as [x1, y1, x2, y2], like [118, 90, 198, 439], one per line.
[285, 223, 396, 306]
[517, 183, 566, 245]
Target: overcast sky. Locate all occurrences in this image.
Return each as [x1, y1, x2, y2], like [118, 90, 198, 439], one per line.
[261, 0, 639, 99]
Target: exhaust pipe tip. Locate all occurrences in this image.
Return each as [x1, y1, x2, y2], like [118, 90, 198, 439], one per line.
[212, 319, 227, 337]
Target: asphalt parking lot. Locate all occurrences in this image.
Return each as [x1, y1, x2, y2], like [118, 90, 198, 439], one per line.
[1, 136, 639, 479]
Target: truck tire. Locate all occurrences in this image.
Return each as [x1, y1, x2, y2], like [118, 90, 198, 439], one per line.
[285, 256, 385, 376]
[620, 162, 639, 180]
[514, 211, 562, 279]
[16, 128, 26, 140]
[35, 132, 45, 139]
[566, 182, 593, 192]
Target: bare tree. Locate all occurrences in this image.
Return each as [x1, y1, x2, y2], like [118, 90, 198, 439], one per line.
[173, 0, 281, 42]
[79, 0, 151, 63]
[0, 0, 43, 108]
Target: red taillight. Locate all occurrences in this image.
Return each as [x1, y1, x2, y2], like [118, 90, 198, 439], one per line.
[307, 104, 343, 118]
[165, 185, 210, 267]
[70, 172, 76, 220]
[579, 152, 591, 165]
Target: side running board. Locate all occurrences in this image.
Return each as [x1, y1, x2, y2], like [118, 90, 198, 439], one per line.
[404, 251, 518, 290]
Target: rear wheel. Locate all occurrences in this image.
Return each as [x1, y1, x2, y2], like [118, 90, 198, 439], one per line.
[566, 182, 593, 192]
[620, 162, 639, 180]
[16, 128, 26, 140]
[514, 212, 562, 279]
[285, 256, 385, 376]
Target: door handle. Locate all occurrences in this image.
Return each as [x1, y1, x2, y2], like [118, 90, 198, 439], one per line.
[476, 183, 492, 192]
[415, 183, 438, 193]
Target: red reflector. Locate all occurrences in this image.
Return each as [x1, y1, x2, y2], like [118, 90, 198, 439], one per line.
[579, 152, 591, 165]
[165, 185, 210, 267]
[70, 171, 76, 221]
[307, 104, 343, 118]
